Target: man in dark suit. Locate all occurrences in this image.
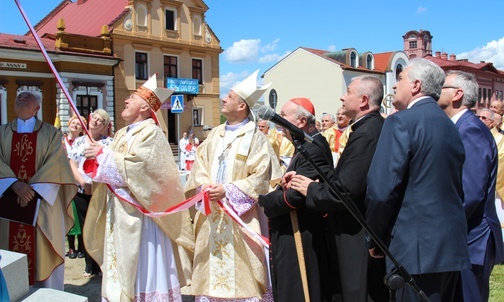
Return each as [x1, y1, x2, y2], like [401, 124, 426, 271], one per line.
[438, 70, 504, 302]
[258, 98, 337, 302]
[365, 58, 471, 302]
[289, 75, 388, 301]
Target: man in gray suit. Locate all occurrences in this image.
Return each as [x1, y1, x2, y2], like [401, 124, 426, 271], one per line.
[366, 58, 471, 302]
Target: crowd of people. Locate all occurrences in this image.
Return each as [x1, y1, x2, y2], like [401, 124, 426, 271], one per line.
[1, 58, 504, 302]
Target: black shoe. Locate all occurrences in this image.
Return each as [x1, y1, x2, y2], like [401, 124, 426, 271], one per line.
[68, 250, 77, 259]
[77, 252, 85, 258]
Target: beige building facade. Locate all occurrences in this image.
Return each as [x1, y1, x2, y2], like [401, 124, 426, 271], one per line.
[2, 0, 225, 143]
[115, 0, 223, 143]
[262, 47, 407, 118]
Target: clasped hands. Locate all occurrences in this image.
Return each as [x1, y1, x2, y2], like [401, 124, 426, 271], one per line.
[282, 171, 319, 197]
[11, 181, 35, 207]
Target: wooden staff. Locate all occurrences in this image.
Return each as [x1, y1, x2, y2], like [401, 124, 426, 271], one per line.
[290, 210, 310, 302]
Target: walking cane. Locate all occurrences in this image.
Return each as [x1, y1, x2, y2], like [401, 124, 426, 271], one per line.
[290, 210, 310, 302]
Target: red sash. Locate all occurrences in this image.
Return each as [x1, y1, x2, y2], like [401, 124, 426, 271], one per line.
[8, 131, 37, 285]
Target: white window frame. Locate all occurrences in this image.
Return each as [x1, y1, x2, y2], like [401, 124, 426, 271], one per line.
[165, 8, 177, 31]
[163, 54, 179, 78]
[366, 54, 374, 70]
[72, 86, 104, 114]
[0, 85, 7, 124]
[135, 51, 149, 80]
[191, 57, 204, 84]
[192, 106, 203, 126]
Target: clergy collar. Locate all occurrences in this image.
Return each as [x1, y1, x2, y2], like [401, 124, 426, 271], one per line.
[127, 120, 144, 133]
[225, 118, 249, 132]
[16, 116, 37, 133]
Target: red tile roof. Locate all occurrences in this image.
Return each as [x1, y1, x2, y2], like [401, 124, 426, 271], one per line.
[0, 33, 56, 51]
[301, 47, 382, 74]
[425, 55, 501, 74]
[374, 52, 394, 72]
[33, 0, 129, 37]
[0, 33, 119, 60]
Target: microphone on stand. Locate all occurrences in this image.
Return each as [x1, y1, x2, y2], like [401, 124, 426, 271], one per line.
[257, 105, 314, 144]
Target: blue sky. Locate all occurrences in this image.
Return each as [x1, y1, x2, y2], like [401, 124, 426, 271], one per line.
[2, 0, 504, 98]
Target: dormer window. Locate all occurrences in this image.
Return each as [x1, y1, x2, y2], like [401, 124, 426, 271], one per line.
[366, 54, 373, 69]
[350, 52, 357, 68]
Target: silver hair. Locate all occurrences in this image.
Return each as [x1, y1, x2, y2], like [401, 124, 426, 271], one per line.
[292, 103, 316, 126]
[322, 113, 335, 122]
[406, 58, 445, 101]
[478, 108, 495, 120]
[352, 75, 384, 107]
[446, 71, 478, 108]
[17, 91, 41, 104]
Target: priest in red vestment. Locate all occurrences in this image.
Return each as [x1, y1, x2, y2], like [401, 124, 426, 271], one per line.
[0, 91, 77, 290]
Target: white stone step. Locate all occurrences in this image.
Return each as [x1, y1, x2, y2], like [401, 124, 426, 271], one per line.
[0, 249, 29, 302]
[21, 288, 88, 302]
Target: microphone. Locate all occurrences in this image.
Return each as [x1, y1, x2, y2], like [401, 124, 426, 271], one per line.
[257, 105, 314, 143]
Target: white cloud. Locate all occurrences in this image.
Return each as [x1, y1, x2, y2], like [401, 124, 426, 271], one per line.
[328, 44, 337, 52]
[224, 38, 285, 65]
[258, 50, 291, 63]
[261, 38, 280, 53]
[219, 71, 250, 97]
[457, 37, 504, 70]
[224, 39, 261, 63]
[416, 6, 427, 14]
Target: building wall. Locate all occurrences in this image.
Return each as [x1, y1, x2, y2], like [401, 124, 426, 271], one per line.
[0, 52, 115, 130]
[111, 0, 222, 143]
[263, 49, 345, 119]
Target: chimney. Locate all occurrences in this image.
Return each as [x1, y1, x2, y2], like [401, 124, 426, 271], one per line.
[449, 54, 456, 61]
[441, 52, 448, 60]
[435, 51, 441, 58]
[77, 0, 87, 4]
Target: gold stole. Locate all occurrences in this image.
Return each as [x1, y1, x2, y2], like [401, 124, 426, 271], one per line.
[8, 131, 37, 285]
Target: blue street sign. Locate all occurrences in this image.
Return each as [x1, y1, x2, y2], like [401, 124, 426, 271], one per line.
[171, 95, 184, 113]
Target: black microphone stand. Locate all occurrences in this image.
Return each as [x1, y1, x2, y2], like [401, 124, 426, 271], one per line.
[290, 137, 430, 302]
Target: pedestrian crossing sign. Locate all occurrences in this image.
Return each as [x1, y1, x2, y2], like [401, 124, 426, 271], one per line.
[171, 95, 184, 113]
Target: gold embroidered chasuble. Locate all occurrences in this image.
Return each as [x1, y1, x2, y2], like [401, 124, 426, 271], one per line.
[492, 128, 504, 199]
[0, 119, 76, 282]
[84, 119, 194, 301]
[185, 121, 282, 299]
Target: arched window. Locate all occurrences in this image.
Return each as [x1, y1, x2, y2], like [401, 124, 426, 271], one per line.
[351, 52, 357, 67]
[136, 5, 147, 27]
[366, 54, 373, 69]
[396, 64, 403, 80]
[193, 16, 202, 35]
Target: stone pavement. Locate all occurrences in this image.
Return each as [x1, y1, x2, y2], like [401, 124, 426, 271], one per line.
[63, 254, 194, 302]
[63, 255, 101, 301]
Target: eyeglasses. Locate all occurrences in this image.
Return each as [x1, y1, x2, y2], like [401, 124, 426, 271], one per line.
[442, 85, 460, 90]
[476, 115, 493, 122]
